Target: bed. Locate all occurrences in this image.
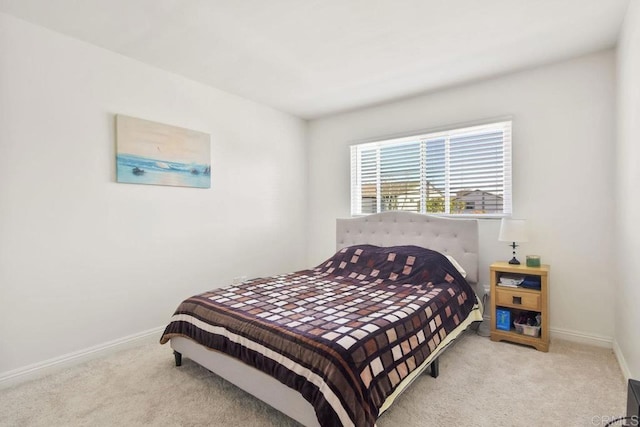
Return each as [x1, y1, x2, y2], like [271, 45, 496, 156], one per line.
[160, 211, 482, 427]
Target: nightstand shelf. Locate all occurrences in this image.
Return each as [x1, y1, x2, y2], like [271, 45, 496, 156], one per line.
[489, 262, 550, 352]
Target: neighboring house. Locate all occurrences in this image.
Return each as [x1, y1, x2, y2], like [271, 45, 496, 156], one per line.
[454, 189, 503, 214]
[361, 182, 505, 214]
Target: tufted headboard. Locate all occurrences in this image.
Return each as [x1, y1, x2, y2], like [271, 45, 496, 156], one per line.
[336, 211, 479, 285]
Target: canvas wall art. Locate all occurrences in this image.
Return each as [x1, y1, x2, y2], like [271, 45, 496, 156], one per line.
[116, 115, 211, 188]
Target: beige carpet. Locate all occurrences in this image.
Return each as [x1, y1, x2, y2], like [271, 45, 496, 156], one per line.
[0, 332, 627, 427]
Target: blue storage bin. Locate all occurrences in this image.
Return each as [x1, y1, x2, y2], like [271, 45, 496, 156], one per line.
[496, 309, 511, 331]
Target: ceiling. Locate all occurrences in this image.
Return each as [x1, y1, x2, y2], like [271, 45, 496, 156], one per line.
[0, 0, 630, 119]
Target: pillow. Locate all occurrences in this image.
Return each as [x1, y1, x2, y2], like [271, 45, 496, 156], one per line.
[445, 255, 467, 278]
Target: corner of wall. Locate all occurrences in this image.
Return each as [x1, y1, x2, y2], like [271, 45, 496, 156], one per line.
[613, 339, 632, 381]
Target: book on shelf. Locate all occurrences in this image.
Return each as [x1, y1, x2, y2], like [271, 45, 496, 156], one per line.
[497, 282, 520, 288]
[498, 275, 525, 287]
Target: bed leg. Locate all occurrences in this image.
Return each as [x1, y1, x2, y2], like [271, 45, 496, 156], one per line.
[174, 350, 182, 367]
[430, 358, 439, 378]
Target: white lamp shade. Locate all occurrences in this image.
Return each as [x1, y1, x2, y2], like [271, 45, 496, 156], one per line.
[499, 219, 528, 242]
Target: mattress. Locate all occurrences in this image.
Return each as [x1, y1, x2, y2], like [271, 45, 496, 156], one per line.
[161, 244, 481, 427]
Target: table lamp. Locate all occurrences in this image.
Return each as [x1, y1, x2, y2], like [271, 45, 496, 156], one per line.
[498, 218, 528, 265]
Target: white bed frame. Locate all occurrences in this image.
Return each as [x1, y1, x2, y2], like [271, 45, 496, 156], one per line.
[170, 211, 480, 427]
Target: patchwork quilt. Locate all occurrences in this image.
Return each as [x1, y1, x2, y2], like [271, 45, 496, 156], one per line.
[160, 245, 478, 427]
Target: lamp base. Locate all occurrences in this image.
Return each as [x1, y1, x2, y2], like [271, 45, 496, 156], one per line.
[507, 242, 521, 265]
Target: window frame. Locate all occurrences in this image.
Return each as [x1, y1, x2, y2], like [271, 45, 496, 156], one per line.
[350, 119, 512, 218]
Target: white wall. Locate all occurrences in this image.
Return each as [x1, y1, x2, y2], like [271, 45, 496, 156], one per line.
[616, 1, 640, 380]
[307, 51, 616, 343]
[0, 13, 308, 375]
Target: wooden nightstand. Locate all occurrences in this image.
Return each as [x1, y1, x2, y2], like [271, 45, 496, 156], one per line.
[489, 262, 550, 352]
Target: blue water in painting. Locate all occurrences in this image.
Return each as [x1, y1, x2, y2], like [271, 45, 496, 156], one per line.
[117, 154, 211, 188]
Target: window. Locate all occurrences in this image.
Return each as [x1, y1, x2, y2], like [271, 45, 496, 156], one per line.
[350, 120, 512, 216]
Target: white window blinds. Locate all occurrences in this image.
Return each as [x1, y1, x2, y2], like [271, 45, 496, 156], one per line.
[350, 121, 512, 216]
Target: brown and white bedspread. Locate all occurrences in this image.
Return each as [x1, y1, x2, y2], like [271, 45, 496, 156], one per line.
[160, 245, 478, 427]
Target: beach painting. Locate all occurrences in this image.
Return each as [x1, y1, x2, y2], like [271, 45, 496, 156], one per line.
[116, 115, 211, 188]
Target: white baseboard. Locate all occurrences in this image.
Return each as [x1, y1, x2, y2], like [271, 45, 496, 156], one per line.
[550, 327, 613, 348]
[612, 339, 632, 381]
[0, 326, 165, 390]
[482, 317, 613, 349]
